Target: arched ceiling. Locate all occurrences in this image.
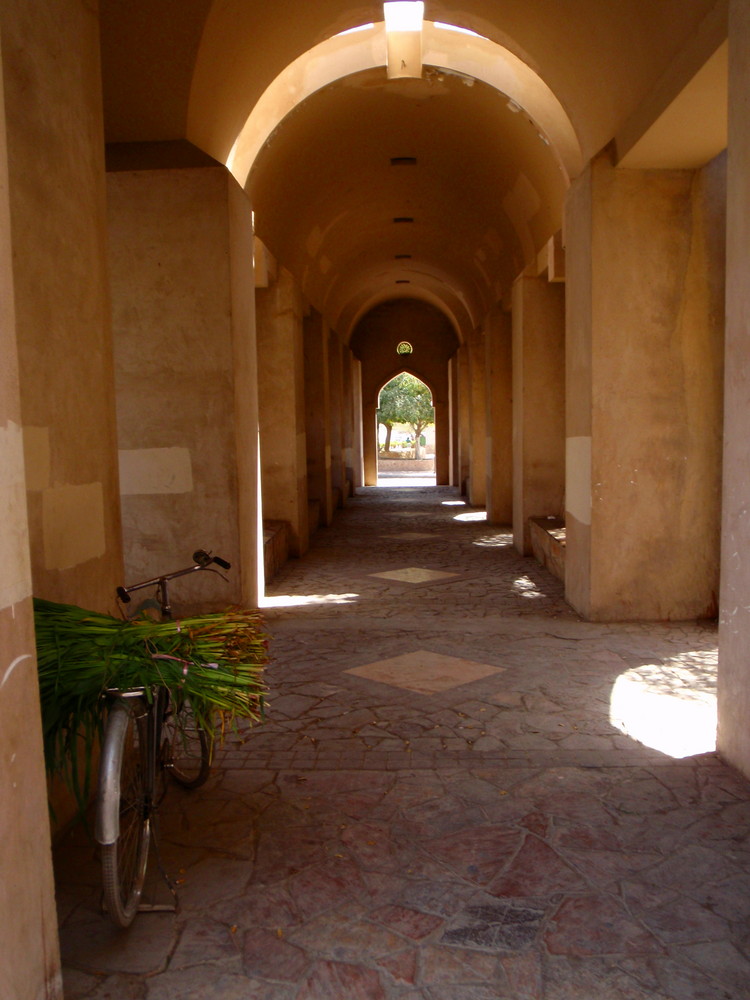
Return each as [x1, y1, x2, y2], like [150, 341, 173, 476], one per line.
[248, 67, 568, 339]
[100, 0, 728, 340]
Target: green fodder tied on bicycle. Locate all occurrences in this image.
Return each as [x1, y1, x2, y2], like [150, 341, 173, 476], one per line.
[34, 598, 269, 793]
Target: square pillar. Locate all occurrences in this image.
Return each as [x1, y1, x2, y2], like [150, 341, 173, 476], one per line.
[304, 309, 334, 525]
[0, 20, 62, 995]
[512, 276, 565, 553]
[328, 331, 346, 505]
[719, 0, 750, 777]
[467, 331, 487, 507]
[456, 347, 471, 494]
[485, 304, 513, 524]
[109, 165, 261, 601]
[565, 151, 724, 621]
[256, 266, 309, 556]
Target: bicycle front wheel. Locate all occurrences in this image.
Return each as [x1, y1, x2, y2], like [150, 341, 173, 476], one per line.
[162, 696, 210, 789]
[97, 699, 151, 927]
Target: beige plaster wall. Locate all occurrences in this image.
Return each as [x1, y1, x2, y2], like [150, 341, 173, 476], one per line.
[2, 0, 123, 613]
[485, 305, 513, 524]
[718, 0, 750, 777]
[0, 30, 62, 998]
[566, 151, 725, 621]
[256, 266, 309, 556]
[108, 166, 245, 610]
[512, 276, 566, 553]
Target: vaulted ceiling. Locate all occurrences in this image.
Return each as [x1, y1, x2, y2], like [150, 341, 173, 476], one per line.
[100, 0, 728, 340]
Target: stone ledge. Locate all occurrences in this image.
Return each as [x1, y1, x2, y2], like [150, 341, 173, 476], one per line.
[529, 516, 565, 582]
[263, 519, 290, 583]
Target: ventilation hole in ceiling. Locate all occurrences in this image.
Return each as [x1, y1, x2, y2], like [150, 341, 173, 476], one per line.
[393, 217, 414, 223]
[396, 279, 411, 284]
[390, 157, 417, 166]
[395, 253, 412, 259]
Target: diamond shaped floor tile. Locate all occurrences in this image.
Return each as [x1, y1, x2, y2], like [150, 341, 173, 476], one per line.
[369, 567, 459, 584]
[345, 649, 504, 694]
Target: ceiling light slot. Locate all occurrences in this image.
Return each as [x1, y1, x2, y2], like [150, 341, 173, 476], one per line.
[390, 156, 417, 166]
[395, 253, 412, 259]
[393, 217, 414, 223]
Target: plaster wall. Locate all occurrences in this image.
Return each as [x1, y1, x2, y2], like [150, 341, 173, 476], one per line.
[0, 32, 62, 998]
[107, 166, 245, 608]
[2, 0, 123, 612]
[566, 152, 725, 621]
[718, 0, 750, 777]
[304, 310, 334, 524]
[485, 305, 513, 524]
[512, 275, 566, 553]
[256, 267, 309, 556]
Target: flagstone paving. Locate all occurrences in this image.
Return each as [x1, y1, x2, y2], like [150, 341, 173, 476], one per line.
[54, 486, 750, 999]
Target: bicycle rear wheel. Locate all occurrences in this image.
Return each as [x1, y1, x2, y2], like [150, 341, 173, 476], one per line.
[97, 699, 151, 927]
[162, 696, 210, 789]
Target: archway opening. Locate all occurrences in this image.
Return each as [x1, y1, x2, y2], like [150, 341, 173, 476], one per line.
[377, 372, 436, 486]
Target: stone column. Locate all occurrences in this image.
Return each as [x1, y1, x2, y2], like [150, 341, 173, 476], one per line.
[256, 267, 309, 557]
[512, 276, 565, 553]
[342, 344, 355, 496]
[362, 396, 379, 485]
[467, 330, 487, 507]
[565, 150, 724, 621]
[0, 25, 62, 997]
[228, 181, 262, 607]
[304, 309, 334, 526]
[351, 356, 364, 488]
[328, 329, 346, 506]
[109, 164, 261, 602]
[719, 0, 750, 777]
[449, 356, 460, 487]
[434, 395, 450, 485]
[4, 0, 123, 613]
[485, 304, 513, 525]
[456, 347, 471, 494]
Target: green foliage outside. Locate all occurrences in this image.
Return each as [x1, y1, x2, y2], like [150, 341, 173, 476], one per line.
[377, 372, 434, 457]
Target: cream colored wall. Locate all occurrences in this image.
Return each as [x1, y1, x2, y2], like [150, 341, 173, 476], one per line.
[718, 0, 750, 778]
[256, 266, 309, 556]
[566, 151, 725, 621]
[107, 166, 246, 610]
[3, 0, 124, 614]
[512, 275, 566, 553]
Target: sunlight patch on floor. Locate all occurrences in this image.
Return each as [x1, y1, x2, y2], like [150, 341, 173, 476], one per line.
[512, 574, 545, 598]
[453, 510, 487, 522]
[610, 651, 717, 758]
[261, 593, 359, 608]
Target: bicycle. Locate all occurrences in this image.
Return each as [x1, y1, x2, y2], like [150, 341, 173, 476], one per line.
[94, 549, 231, 927]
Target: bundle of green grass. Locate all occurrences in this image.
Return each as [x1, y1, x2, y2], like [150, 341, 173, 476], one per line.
[34, 598, 268, 804]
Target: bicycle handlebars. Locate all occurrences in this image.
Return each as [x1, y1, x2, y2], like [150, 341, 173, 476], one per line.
[116, 550, 232, 605]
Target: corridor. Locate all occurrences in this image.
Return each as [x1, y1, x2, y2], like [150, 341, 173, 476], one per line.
[55, 487, 750, 999]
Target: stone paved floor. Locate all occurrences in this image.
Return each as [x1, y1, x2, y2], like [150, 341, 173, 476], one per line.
[55, 486, 750, 999]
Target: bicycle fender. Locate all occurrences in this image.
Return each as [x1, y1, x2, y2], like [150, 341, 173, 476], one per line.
[95, 702, 131, 845]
